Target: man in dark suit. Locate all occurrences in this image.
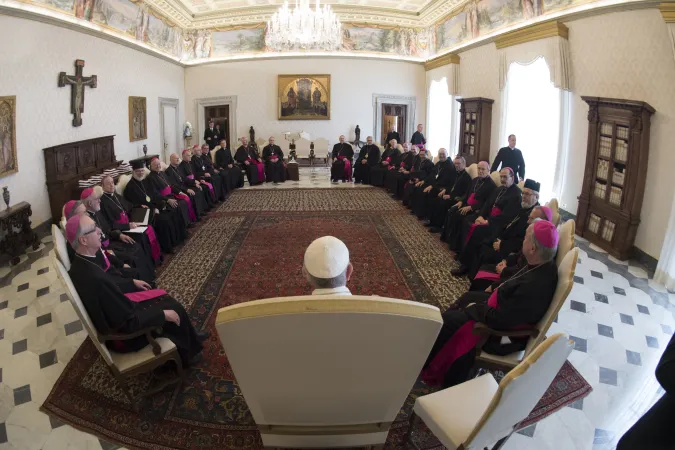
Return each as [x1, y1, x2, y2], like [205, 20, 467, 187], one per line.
[203, 120, 218, 150]
[385, 125, 401, 145]
[491, 134, 525, 183]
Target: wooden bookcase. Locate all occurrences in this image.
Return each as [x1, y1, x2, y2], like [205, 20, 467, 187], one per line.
[457, 97, 493, 166]
[577, 97, 655, 260]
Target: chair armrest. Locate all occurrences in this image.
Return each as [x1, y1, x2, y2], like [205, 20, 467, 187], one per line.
[99, 326, 164, 355]
[472, 323, 539, 352]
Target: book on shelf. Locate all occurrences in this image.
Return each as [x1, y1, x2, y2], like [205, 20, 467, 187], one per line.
[616, 126, 629, 140]
[600, 123, 612, 135]
[612, 170, 625, 186]
[609, 187, 622, 206]
[615, 141, 628, 162]
[599, 137, 612, 158]
[594, 181, 606, 199]
[596, 160, 609, 179]
[588, 214, 601, 233]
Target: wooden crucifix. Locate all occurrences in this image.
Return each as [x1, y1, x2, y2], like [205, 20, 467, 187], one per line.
[58, 59, 97, 127]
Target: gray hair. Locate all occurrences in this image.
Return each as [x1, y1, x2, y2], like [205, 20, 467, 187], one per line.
[530, 218, 557, 262]
[454, 156, 466, 165]
[70, 219, 86, 251]
[66, 200, 84, 220]
[306, 269, 348, 289]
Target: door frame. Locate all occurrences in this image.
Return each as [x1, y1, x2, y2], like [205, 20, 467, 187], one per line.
[372, 94, 416, 146]
[158, 97, 180, 162]
[195, 96, 238, 150]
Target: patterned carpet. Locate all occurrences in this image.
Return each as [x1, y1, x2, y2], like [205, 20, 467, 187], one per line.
[41, 189, 591, 449]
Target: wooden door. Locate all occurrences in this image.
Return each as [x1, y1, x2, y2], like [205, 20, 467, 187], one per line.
[381, 104, 407, 145]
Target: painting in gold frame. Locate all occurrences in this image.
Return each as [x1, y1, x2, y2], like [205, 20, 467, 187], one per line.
[0, 96, 18, 178]
[278, 74, 330, 120]
[128, 96, 148, 142]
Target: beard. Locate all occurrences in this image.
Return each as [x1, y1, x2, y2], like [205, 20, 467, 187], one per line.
[133, 173, 144, 181]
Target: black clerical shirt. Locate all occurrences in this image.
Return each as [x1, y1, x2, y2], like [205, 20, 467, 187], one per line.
[491, 147, 525, 182]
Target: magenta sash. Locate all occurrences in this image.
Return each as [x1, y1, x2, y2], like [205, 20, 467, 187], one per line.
[124, 289, 167, 303]
[175, 193, 197, 222]
[202, 180, 215, 198]
[248, 158, 265, 181]
[465, 222, 486, 244]
[101, 251, 111, 272]
[474, 270, 501, 282]
[160, 185, 172, 197]
[114, 212, 161, 263]
[465, 206, 503, 244]
[467, 193, 479, 207]
[186, 174, 195, 180]
[337, 155, 352, 181]
[421, 290, 500, 386]
[490, 206, 502, 217]
[102, 239, 110, 248]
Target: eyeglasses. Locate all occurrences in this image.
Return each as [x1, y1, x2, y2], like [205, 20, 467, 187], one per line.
[82, 228, 98, 236]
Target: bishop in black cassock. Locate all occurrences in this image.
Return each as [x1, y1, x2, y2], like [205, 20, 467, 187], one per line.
[66, 214, 205, 367]
[409, 150, 457, 219]
[353, 138, 381, 184]
[425, 157, 472, 230]
[234, 138, 264, 185]
[123, 162, 187, 251]
[330, 136, 354, 182]
[455, 179, 541, 277]
[81, 187, 155, 284]
[193, 145, 226, 201]
[370, 142, 401, 187]
[262, 138, 287, 184]
[178, 150, 216, 209]
[145, 159, 193, 228]
[385, 143, 414, 196]
[422, 220, 560, 388]
[165, 153, 209, 221]
[441, 162, 496, 250]
[401, 148, 434, 201]
[214, 141, 244, 190]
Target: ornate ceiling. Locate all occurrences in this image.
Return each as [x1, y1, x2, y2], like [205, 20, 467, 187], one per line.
[144, 0, 466, 28]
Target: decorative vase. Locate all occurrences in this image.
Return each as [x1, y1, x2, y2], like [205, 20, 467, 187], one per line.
[143, 144, 148, 156]
[2, 186, 9, 209]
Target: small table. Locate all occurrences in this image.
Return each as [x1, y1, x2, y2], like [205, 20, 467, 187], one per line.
[286, 163, 299, 181]
[0, 202, 40, 265]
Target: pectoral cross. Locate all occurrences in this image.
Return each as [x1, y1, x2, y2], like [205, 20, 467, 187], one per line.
[58, 59, 97, 127]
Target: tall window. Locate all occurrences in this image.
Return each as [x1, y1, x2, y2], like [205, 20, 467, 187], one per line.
[502, 57, 566, 202]
[427, 77, 454, 158]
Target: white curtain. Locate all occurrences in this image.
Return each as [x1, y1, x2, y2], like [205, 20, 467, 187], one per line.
[500, 57, 566, 202]
[655, 182, 675, 290]
[426, 63, 460, 158]
[499, 36, 572, 91]
[667, 22, 675, 63]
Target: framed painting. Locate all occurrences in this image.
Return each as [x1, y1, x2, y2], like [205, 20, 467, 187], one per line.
[278, 74, 330, 120]
[0, 96, 18, 178]
[128, 96, 148, 141]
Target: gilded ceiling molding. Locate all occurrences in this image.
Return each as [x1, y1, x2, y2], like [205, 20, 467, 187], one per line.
[659, 2, 675, 22]
[424, 52, 460, 71]
[142, 0, 192, 26]
[494, 21, 569, 49]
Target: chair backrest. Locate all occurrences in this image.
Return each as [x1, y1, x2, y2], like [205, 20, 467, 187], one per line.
[313, 138, 329, 155]
[215, 295, 442, 427]
[116, 174, 131, 196]
[53, 257, 115, 366]
[466, 163, 477, 179]
[525, 247, 578, 355]
[295, 138, 311, 158]
[51, 224, 71, 271]
[210, 148, 218, 163]
[556, 220, 575, 267]
[490, 170, 502, 186]
[465, 333, 572, 449]
[255, 138, 267, 149]
[546, 198, 560, 226]
[517, 180, 525, 191]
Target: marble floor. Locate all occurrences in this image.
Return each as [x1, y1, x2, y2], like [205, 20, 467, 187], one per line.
[0, 175, 673, 449]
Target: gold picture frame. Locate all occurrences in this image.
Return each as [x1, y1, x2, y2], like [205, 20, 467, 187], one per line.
[0, 96, 18, 178]
[278, 74, 330, 120]
[128, 96, 148, 142]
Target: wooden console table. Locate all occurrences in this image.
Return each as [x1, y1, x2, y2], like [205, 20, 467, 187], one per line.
[0, 202, 40, 265]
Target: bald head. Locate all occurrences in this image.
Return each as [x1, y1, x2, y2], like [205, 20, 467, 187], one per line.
[437, 148, 448, 162]
[170, 153, 180, 166]
[477, 161, 490, 178]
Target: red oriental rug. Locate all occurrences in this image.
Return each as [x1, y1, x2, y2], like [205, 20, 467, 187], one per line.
[41, 189, 591, 450]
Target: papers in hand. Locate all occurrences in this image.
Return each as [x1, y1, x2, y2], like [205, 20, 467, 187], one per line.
[125, 226, 147, 234]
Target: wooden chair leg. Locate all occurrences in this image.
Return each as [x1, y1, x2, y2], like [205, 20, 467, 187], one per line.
[404, 411, 421, 448]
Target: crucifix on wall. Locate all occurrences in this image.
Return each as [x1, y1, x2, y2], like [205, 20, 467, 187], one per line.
[58, 59, 97, 127]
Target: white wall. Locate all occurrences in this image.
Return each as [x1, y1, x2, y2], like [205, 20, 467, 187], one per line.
[453, 8, 675, 258]
[0, 15, 185, 226]
[184, 58, 426, 146]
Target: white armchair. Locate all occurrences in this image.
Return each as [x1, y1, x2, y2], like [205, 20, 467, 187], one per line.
[215, 295, 443, 448]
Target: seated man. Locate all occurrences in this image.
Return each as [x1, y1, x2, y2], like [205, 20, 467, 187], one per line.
[178, 149, 216, 209]
[235, 136, 265, 186]
[66, 214, 206, 367]
[426, 156, 472, 231]
[99, 175, 162, 264]
[353, 136, 380, 185]
[384, 142, 414, 197]
[303, 236, 353, 296]
[421, 220, 559, 388]
[198, 143, 230, 199]
[214, 139, 244, 190]
[262, 136, 286, 184]
[124, 160, 188, 248]
[370, 140, 401, 187]
[441, 161, 495, 249]
[400, 147, 435, 201]
[81, 187, 155, 283]
[146, 157, 194, 228]
[408, 148, 455, 217]
[192, 145, 224, 201]
[330, 136, 354, 183]
[453, 179, 540, 277]
[470, 206, 552, 292]
[165, 153, 208, 221]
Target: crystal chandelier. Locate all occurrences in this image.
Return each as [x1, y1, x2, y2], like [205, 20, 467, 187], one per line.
[266, 0, 342, 51]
